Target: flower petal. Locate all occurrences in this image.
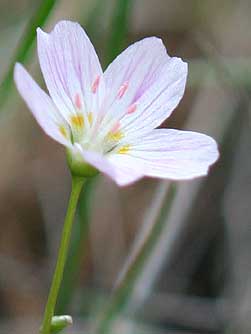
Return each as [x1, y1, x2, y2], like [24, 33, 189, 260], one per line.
[75, 146, 143, 186]
[14, 63, 71, 147]
[121, 58, 187, 138]
[111, 129, 219, 180]
[37, 20, 104, 120]
[102, 37, 187, 137]
[102, 37, 168, 119]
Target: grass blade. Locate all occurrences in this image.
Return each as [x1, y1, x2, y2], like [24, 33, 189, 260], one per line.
[0, 0, 58, 109]
[105, 0, 133, 65]
[94, 184, 177, 334]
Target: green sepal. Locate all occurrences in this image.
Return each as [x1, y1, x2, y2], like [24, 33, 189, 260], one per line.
[66, 148, 99, 178]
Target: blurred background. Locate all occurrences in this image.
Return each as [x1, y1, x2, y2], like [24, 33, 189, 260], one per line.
[0, 0, 251, 333]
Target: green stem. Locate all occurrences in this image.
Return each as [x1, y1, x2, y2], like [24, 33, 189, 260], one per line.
[55, 178, 96, 314]
[40, 176, 85, 334]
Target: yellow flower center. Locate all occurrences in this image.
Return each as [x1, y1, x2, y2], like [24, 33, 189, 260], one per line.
[58, 112, 130, 155]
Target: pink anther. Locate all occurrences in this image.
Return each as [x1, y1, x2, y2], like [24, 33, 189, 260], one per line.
[75, 93, 82, 109]
[117, 81, 129, 98]
[127, 103, 137, 114]
[91, 75, 100, 94]
[111, 121, 121, 133]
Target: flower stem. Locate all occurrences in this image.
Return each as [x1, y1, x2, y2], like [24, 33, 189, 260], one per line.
[56, 178, 96, 314]
[40, 176, 85, 334]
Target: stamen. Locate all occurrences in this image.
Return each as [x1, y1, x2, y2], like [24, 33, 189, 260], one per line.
[117, 81, 129, 98]
[118, 144, 130, 154]
[71, 114, 84, 128]
[87, 112, 93, 125]
[91, 75, 100, 94]
[59, 125, 68, 138]
[107, 122, 124, 141]
[111, 121, 121, 134]
[107, 130, 124, 141]
[127, 103, 137, 114]
[75, 93, 82, 109]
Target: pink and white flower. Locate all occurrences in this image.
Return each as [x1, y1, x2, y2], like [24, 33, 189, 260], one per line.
[14, 20, 219, 186]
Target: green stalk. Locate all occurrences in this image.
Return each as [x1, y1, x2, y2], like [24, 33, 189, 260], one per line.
[0, 0, 58, 109]
[40, 176, 85, 334]
[55, 178, 96, 314]
[95, 184, 176, 334]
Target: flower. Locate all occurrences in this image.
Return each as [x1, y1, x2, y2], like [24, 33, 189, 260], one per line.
[14, 20, 219, 186]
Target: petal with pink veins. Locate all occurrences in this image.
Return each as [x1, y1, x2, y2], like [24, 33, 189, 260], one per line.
[121, 58, 187, 138]
[102, 37, 169, 120]
[14, 63, 71, 147]
[109, 129, 219, 181]
[103, 37, 187, 137]
[37, 20, 104, 120]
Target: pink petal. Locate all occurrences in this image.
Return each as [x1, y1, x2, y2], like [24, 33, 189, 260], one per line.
[103, 37, 169, 120]
[14, 63, 71, 147]
[37, 20, 103, 119]
[103, 37, 187, 136]
[121, 57, 187, 138]
[75, 146, 143, 186]
[111, 129, 219, 181]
